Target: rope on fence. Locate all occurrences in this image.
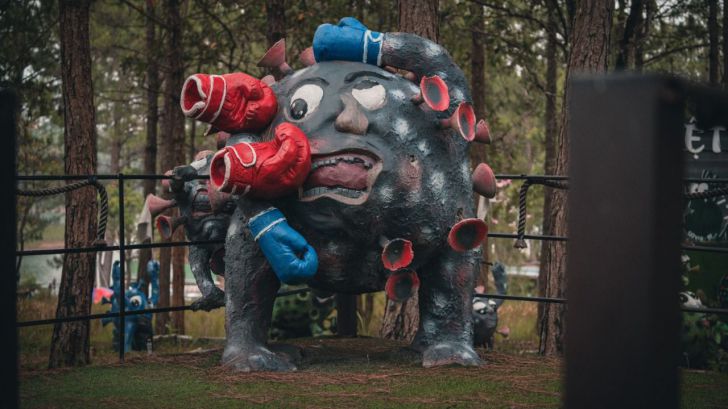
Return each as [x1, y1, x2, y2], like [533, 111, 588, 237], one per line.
[514, 178, 569, 249]
[16, 178, 108, 246]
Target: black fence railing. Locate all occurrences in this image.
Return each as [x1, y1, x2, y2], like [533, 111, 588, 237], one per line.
[16, 171, 728, 358]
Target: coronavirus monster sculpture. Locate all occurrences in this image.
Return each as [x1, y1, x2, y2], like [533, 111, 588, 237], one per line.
[178, 17, 497, 372]
[145, 152, 235, 311]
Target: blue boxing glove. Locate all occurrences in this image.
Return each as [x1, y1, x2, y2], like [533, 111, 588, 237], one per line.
[313, 17, 384, 65]
[248, 207, 318, 284]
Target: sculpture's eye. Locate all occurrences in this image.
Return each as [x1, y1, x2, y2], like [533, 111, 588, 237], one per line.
[289, 84, 323, 121]
[352, 80, 386, 110]
[130, 295, 142, 307]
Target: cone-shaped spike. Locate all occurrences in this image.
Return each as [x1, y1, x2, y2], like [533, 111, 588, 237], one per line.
[261, 75, 276, 86]
[381, 238, 414, 271]
[472, 163, 497, 199]
[299, 47, 316, 66]
[146, 194, 176, 217]
[385, 268, 420, 302]
[474, 119, 491, 144]
[257, 39, 292, 77]
[412, 75, 449, 111]
[155, 215, 186, 240]
[216, 131, 230, 149]
[440, 102, 476, 141]
[448, 218, 488, 252]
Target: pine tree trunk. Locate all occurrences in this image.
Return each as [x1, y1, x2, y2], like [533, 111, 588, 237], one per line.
[157, 0, 186, 334]
[538, 4, 559, 332]
[539, 0, 613, 356]
[49, 0, 97, 369]
[380, 0, 439, 342]
[709, 0, 719, 85]
[139, 0, 159, 293]
[615, 0, 643, 70]
[266, 0, 286, 47]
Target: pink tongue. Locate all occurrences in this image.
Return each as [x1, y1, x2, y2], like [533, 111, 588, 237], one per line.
[305, 162, 368, 190]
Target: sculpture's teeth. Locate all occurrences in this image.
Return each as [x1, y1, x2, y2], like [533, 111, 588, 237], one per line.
[448, 218, 488, 252]
[385, 268, 420, 302]
[381, 238, 414, 271]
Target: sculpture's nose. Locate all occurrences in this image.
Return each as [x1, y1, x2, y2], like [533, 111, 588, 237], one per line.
[334, 94, 368, 135]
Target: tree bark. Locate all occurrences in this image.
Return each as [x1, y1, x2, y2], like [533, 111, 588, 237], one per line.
[138, 0, 159, 293]
[615, 0, 643, 70]
[398, 0, 438, 41]
[539, 0, 613, 356]
[634, 0, 655, 71]
[538, 1, 559, 333]
[49, 0, 97, 368]
[380, 0, 439, 342]
[157, 0, 187, 334]
[709, 0, 720, 85]
[266, 0, 286, 47]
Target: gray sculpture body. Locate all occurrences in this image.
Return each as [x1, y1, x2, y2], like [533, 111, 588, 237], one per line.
[221, 32, 489, 371]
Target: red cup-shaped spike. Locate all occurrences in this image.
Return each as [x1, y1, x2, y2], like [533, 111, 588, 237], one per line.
[419, 75, 450, 111]
[155, 215, 185, 240]
[474, 119, 491, 144]
[448, 218, 488, 252]
[440, 102, 476, 141]
[381, 238, 414, 271]
[257, 39, 292, 75]
[472, 163, 497, 199]
[299, 47, 316, 66]
[385, 269, 421, 302]
[145, 194, 176, 217]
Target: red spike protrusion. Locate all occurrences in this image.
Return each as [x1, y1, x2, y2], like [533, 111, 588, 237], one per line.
[447, 218, 488, 252]
[474, 119, 491, 144]
[412, 75, 450, 112]
[381, 238, 414, 271]
[440, 102, 476, 141]
[145, 193, 176, 217]
[472, 163, 497, 199]
[299, 47, 316, 66]
[155, 215, 186, 240]
[257, 39, 292, 78]
[161, 170, 173, 191]
[385, 269, 420, 302]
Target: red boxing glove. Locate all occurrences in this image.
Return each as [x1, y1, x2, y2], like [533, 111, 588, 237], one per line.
[209, 123, 311, 199]
[180, 72, 278, 133]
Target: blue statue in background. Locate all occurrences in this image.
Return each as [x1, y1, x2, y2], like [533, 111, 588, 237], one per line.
[101, 260, 160, 352]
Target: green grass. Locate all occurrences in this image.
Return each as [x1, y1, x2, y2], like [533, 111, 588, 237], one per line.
[19, 337, 728, 409]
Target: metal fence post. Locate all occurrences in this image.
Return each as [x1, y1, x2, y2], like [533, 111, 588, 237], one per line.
[118, 173, 126, 361]
[1, 89, 19, 409]
[566, 75, 685, 409]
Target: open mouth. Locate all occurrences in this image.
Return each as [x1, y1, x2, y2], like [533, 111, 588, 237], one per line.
[299, 150, 382, 205]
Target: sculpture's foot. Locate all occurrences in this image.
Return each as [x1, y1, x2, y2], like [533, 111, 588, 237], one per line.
[222, 344, 297, 372]
[422, 342, 483, 368]
[190, 287, 225, 311]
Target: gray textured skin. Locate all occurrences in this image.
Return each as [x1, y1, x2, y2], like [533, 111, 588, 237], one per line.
[222, 33, 482, 371]
[168, 155, 233, 311]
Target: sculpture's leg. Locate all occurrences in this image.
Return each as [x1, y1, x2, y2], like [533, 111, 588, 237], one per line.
[189, 245, 225, 311]
[413, 247, 482, 367]
[222, 206, 294, 372]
